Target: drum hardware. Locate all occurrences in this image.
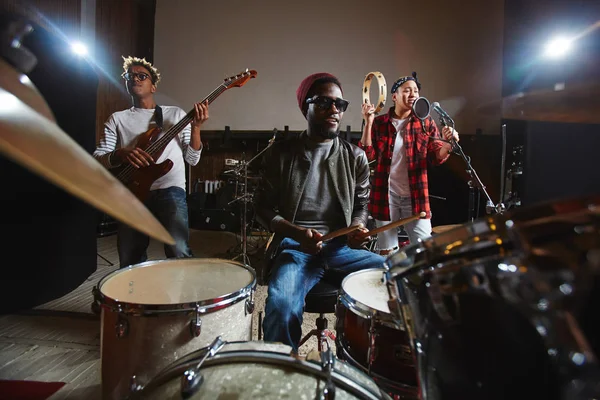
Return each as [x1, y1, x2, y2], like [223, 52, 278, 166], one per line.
[321, 347, 337, 400]
[190, 305, 202, 338]
[384, 198, 600, 400]
[228, 129, 276, 267]
[180, 336, 225, 398]
[367, 320, 379, 374]
[116, 313, 129, 338]
[245, 293, 255, 315]
[130, 376, 142, 393]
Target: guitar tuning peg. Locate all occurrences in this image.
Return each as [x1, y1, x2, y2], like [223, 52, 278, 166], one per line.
[245, 68, 248, 73]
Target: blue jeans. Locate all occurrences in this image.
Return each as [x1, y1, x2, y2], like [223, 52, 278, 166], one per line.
[117, 186, 192, 268]
[263, 237, 385, 352]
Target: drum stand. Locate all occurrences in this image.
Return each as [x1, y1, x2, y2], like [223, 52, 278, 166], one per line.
[229, 130, 278, 267]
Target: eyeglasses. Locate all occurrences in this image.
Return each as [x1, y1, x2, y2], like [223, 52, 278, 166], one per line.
[306, 96, 349, 112]
[123, 72, 151, 82]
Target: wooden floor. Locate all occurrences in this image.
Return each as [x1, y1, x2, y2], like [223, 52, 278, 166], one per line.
[0, 230, 337, 399]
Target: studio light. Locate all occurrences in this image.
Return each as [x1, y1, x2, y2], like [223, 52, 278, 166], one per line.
[70, 41, 88, 56]
[544, 36, 572, 59]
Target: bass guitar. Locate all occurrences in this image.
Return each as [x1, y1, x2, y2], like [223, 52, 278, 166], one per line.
[114, 69, 257, 201]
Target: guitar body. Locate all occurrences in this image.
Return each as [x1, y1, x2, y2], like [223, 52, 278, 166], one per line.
[115, 127, 174, 202]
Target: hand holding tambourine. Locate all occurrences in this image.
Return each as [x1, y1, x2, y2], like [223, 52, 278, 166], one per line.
[362, 102, 376, 124]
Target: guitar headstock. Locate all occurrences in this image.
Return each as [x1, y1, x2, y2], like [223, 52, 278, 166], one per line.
[223, 69, 258, 89]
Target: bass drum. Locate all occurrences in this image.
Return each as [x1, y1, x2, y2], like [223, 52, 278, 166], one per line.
[132, 341, 392, 399]
[384, 196, 600, 400]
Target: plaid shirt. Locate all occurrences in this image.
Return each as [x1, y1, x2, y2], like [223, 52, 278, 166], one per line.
[358, 107, 449, 220]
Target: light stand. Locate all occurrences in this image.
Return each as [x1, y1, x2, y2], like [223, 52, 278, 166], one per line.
[229, 130, 278, 267]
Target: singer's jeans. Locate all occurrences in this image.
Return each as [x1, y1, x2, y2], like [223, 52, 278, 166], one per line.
[117, 186, 192, 268]
[262, 237, 385, 352]
[375, 193, 432, 251]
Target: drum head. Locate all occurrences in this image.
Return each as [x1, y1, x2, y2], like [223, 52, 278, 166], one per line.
[342, 268, 390, 314]
[99, 258, 254, 305]
[138, 341, 388, 399]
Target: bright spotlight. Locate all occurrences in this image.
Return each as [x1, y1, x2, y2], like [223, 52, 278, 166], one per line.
[71, 41, 88, 56]
[544, 37, 572, 59]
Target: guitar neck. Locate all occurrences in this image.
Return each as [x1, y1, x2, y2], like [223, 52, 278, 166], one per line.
[150, 83, 229, 152]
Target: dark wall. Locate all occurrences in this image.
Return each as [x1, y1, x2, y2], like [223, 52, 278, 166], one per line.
[0, 9, 98, 313]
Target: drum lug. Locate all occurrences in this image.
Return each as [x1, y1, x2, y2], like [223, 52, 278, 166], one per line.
[116, 313, 129, 338]
[245, 293, 255, 315]
[91, 287, 101, 315]
[367, 319, 379, 372]
[190, 305, 202, 338]
[130, 375, 142, 393]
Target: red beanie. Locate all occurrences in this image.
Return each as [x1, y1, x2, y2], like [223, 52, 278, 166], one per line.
[296, 72, 343, 117]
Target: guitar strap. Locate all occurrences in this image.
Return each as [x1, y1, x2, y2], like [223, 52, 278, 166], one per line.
[154, 105, 163, 130]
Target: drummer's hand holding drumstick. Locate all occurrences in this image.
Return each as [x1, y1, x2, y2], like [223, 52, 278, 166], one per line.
[347, 225, 371, 249]
[297, 228, 324, 255]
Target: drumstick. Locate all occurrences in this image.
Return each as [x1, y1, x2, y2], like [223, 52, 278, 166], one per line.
[321, 224, 362, 242]
[359, 212, 426, 237]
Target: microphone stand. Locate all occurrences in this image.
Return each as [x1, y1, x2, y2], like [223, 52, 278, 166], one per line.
[230, 129, 278, 267]
[439, 115, 504, 217]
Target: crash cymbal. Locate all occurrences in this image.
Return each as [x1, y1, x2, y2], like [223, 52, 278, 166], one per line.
[0, 59, 174, 245]
[0, 58, 54, 121]
[478, 83, 600, 124]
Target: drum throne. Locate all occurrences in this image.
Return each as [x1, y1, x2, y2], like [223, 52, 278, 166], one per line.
[298, 271, 342, 351]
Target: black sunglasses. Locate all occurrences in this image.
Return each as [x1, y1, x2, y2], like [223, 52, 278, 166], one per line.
[306, 96, 349, 112]
[123, 72, 151, 82]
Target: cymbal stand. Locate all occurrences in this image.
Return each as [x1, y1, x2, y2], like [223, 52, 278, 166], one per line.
[229, 130, 278, 267]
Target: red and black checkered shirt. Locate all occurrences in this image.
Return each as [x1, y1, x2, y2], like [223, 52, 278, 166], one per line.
[358, 107, 449, 220]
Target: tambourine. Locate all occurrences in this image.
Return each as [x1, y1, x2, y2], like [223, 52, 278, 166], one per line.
[362, 71, 387, 114]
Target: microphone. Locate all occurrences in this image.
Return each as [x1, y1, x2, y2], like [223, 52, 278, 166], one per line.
[431, 102, 453, 123]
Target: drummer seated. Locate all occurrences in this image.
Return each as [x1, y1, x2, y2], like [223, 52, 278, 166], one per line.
[254, 73, 385, 353]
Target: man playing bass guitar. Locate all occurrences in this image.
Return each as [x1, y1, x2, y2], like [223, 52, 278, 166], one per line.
[93, 56, 208, 268]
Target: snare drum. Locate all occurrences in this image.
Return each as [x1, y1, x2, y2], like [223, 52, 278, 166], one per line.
[93, 258, 256, 400]
[133, 340, 392, 399]
[385, 197, 600, 400]
[336, 268, 419, 399]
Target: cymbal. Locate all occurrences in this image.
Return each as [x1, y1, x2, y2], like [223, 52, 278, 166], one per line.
[477, 83, 600, 124]
[0, 59, 174, 245]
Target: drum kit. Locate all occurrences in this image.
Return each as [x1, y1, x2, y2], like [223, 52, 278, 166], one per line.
[2, 8, 599, 396]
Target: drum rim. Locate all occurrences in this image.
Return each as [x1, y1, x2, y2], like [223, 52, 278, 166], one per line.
[339, 268, 404, 329]
[93, 258, 256, 314]
[136, 344, 386, 400]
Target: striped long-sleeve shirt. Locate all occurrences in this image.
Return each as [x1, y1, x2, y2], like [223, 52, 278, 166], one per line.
[93, 106, 202, 191]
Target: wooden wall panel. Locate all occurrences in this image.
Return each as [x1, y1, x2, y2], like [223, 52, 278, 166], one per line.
[0, 0, 80, 38]
[94, 0, 156, 141]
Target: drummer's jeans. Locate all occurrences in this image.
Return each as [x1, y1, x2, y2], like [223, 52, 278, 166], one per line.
[117, 186, 192, 268]
[263, 237, 385, 352]
[375, 194, 432, 251]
